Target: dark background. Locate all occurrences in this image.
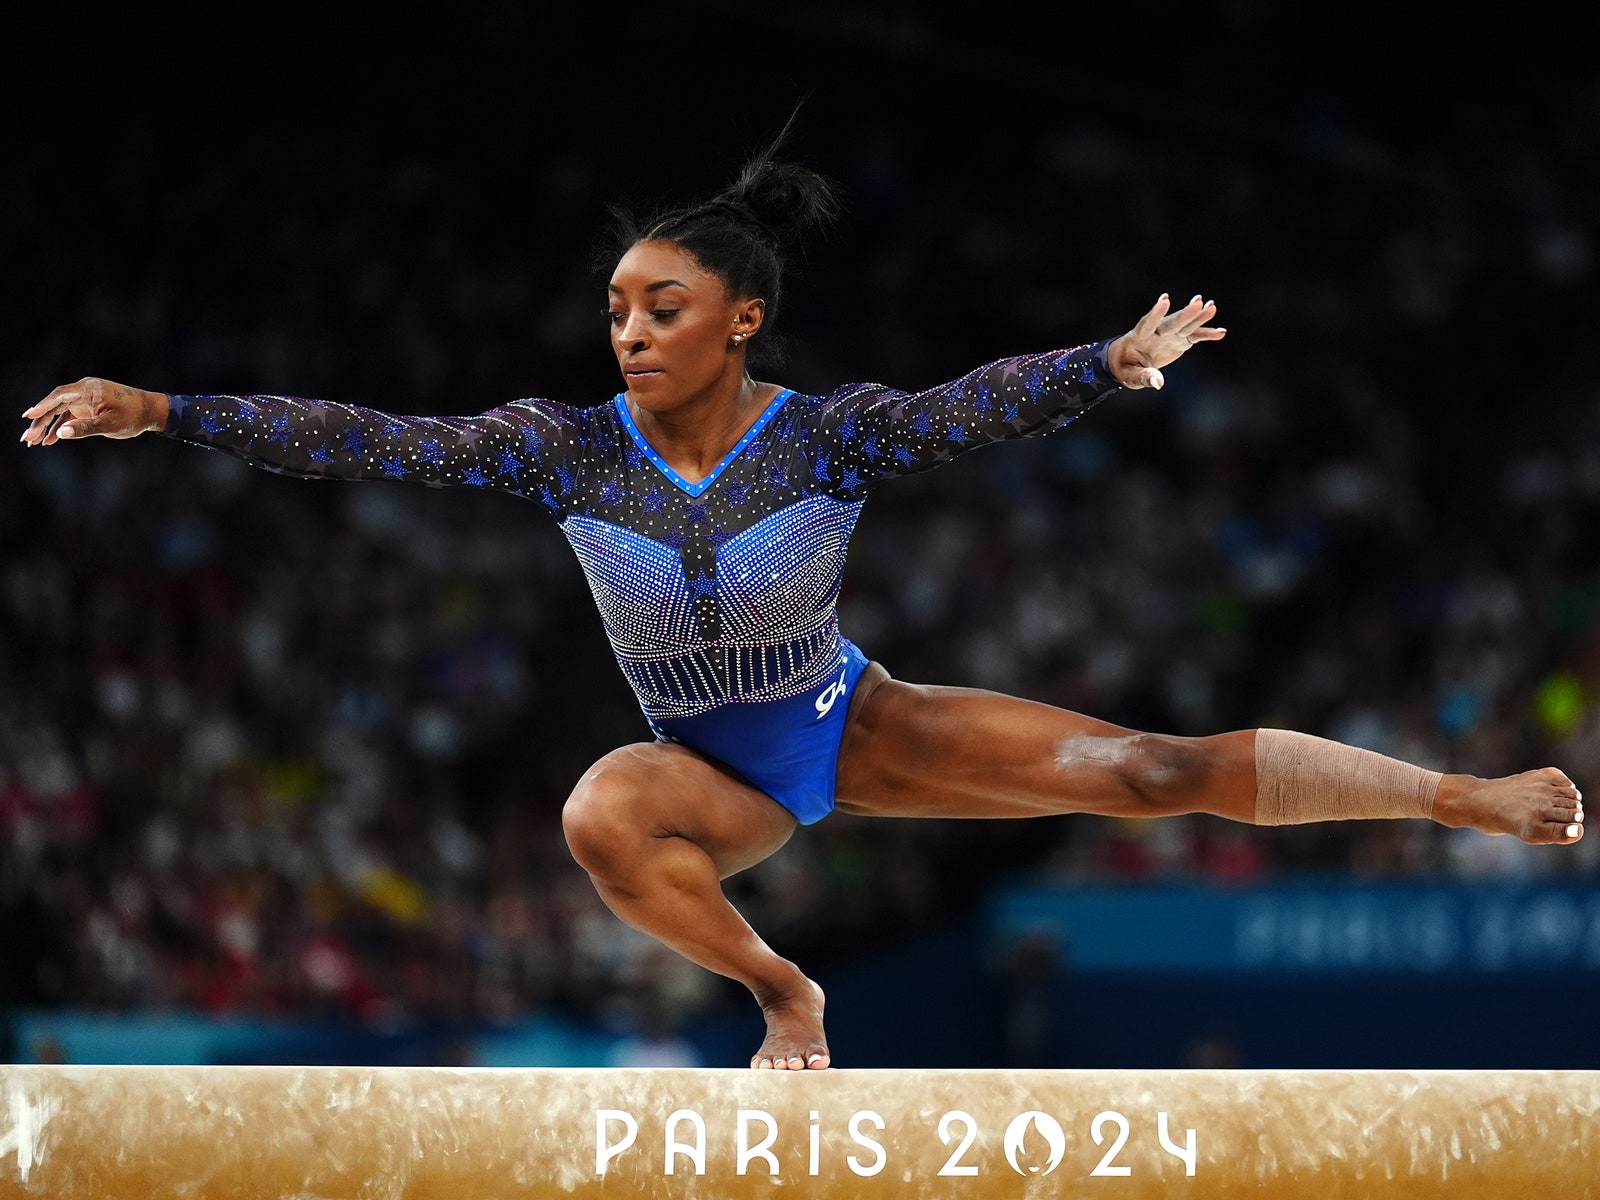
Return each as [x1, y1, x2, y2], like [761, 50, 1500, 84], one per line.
[3, 1, 1597, 1065]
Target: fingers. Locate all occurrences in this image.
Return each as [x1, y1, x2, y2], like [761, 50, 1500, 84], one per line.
[19, 379, 128, 445]
[22, 388, 76, 422]
[1132, 294, 1226, 355]
[21, 409, 86, 446]
[1132, 293, 1171, 339]
[1166, 295, 1222, 337]
[20, 410, 65, 447]
[20, 383, 88, 446]
[56, 419, 95, 440]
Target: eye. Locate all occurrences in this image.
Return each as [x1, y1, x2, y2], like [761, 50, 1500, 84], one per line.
[650, 309, 680, 322]
[605, 310, 624, 326]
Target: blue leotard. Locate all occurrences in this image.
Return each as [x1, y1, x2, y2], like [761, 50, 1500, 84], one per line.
[162, 340, 1121, 822]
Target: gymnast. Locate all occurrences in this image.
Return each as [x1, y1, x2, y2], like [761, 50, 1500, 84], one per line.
[21, 127, 1584, 1072]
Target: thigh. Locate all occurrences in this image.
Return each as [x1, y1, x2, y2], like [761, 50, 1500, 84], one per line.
[568, 740, 800, 879]
[833, 662, 1145, 819]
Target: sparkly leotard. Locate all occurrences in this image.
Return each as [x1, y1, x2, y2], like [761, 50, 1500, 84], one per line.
[162, 340, 1121, 822]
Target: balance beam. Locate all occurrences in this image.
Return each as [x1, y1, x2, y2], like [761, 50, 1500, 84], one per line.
[2, 1066, 1596, 1197]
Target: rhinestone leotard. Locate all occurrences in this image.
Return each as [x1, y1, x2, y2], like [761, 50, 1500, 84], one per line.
[162, 340, 1121, 821]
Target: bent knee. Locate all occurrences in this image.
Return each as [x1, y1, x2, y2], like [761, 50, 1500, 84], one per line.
[561, 746, 660, 872]
[1058, 732, 1217, 808]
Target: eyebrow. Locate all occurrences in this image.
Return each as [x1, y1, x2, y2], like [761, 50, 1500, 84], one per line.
[607, 279, 691, 294]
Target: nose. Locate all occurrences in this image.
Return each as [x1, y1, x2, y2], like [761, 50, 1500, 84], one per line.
[614, 311, 649, 350]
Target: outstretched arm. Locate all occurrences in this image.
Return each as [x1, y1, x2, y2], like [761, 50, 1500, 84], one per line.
[21, 378, 583, 509]
[809, 294, 1224, 490]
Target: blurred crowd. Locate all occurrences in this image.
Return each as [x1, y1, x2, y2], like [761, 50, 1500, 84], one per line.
[4, 4, 1598, 1039]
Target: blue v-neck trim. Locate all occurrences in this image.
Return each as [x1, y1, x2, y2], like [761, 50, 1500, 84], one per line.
[613, 389, 793, 498]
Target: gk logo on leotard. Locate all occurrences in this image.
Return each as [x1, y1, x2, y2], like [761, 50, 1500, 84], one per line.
[814, 665, 849, 719]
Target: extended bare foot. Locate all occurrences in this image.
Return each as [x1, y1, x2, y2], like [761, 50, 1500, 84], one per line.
[751, 977, 830, 1070]
[1434, 767, 1584, 844]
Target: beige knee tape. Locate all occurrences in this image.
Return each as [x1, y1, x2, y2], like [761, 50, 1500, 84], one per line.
[1254, 728, 1440, 825]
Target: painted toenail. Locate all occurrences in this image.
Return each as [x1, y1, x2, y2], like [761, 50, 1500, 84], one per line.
[1567, 824, 1581, 838]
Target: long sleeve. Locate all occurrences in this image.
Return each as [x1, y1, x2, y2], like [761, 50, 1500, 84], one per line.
[159, 392, 590, 516]
[801, 339, 1121, 497]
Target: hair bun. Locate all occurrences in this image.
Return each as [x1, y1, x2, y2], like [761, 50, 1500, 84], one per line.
[720, 109, 843, 250]
[728, 159, 840, 244]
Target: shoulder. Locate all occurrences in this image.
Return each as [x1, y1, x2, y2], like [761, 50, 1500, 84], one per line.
[776, 380, 895, 413]
[499, 396, 586, 424]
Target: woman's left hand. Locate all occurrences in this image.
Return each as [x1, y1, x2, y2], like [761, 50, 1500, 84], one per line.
[1106, 293, 1225, 390]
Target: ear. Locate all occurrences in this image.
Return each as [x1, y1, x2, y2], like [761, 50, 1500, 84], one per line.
[731, 297, 766, 344]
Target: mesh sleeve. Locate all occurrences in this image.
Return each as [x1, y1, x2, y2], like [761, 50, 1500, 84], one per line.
[804, 339, 1120, 496]
[159, 392, 587, 515]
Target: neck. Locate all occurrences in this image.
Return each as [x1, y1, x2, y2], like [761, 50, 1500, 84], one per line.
[629, 369, 773, 482]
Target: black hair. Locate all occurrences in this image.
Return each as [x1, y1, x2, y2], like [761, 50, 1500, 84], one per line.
[592, 104, 844, 370]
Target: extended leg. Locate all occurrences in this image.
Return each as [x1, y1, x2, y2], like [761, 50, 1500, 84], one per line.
[561, 741, 830, 1070]
[835, 663, 1584, 843]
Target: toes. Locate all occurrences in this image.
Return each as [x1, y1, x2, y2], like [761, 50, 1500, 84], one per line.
[1530, 819, 1585, 845]
[806, 1052, 830, 1070]
[752, 1053, 811, 1070]
[1537, 766, 1577, 790]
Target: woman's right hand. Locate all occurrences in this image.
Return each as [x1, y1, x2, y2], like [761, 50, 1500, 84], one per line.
[20, 378, 170, 446]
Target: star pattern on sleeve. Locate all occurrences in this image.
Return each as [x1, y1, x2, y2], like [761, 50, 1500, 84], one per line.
[268, 414, 294, 450]
[165, 392, 584, 518]
[497, 450, 524, 481]
[797, 340, 1122, 499]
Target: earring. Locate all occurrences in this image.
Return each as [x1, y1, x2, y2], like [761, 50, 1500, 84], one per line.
[732, 333, 745, 343]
